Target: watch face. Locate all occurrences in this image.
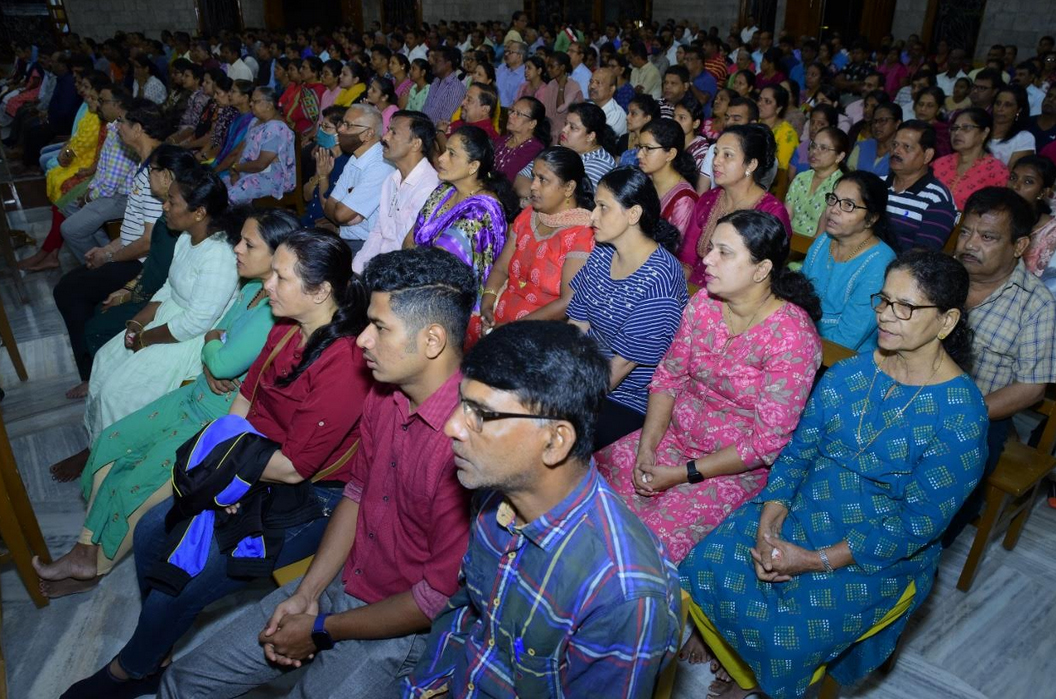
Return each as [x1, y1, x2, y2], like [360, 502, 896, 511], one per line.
[312, 631, 335, 651]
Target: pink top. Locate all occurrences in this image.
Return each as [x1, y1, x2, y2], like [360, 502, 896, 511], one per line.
[679, 187, 792, 285]
[878, 61, 909, 97]
[317, 86, 342, 125]
[932, 153, 1009, 211]
[660, 181, 699, 239]
[594, 290, 822, 561]
[539, 79, 583, 146]
[515, 81, 547, 102]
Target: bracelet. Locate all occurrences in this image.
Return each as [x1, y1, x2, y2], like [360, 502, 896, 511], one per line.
[482, 289, 498, 297]
[762, 499, 787, 509]
[818, 547, 834, 574]
[126, 320, 144, 331]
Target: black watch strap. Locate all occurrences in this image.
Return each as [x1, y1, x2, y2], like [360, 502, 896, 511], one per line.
[686, 459, 704, 484]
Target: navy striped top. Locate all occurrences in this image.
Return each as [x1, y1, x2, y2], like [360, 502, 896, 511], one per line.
[568, 243, 688, 414]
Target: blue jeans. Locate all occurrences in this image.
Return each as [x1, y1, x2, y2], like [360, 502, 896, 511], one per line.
[118, 484, 344, 678]
[39, 142, 62, 171]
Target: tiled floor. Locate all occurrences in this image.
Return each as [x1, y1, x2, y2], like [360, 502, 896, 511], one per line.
[1, 206, 1053, 699]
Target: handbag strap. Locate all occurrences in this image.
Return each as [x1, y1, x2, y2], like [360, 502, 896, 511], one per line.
[248, 325, 299, 405]
[310, 440, 359, 483]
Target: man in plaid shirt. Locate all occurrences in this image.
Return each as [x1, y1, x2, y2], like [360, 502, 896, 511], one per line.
[945, 186, 1056, 546]
[405, 321, 681, 699]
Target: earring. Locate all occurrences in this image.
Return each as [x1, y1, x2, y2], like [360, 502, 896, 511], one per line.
[938, 332, 947, 340]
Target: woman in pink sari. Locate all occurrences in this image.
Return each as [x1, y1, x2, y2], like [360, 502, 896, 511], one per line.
[636, 118, 699, 240]
[679, 124, 790, 284]
[595, 210, 822, 562]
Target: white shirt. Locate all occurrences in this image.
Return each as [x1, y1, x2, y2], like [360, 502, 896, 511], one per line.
[597, 98, 627, 137]
[665, 43, 679, 67]
[1027, 84, 1045, 116]
[989, 131, 1036, 167]
[571, 64, 592, 98]
[243, 55, 259, 79]
[740, 26, 759, 44]
[935, 70, 968, 98]
[333, 142, 395, 241]
[227, 58, 253, 82]
[353, 157, 440, 274]
[407, 44, 429, 63]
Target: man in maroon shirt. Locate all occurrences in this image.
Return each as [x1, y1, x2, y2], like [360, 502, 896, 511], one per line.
[157, 247, 477, 699]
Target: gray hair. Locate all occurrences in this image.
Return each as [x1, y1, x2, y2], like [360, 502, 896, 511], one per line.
[348, 104, 383, 136]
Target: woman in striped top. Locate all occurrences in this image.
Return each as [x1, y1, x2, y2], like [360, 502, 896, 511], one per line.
[560, 102, 617, 191]
[568, 167, 688, 449]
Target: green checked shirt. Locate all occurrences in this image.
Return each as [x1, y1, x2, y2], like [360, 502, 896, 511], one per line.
[966, 260, 1056, 396]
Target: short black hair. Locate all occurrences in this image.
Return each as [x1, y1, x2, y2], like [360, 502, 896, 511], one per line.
[962, 186, 1037, 242]
[461, 321, 609, 462]
[897, 119, 937, 153]
[363, 248, 477, 351]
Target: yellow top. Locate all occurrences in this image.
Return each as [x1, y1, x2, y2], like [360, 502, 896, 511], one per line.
[46, 111, 102, 203]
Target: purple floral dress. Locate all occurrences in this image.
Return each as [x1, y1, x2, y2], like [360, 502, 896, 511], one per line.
[224, 118, 296, 203]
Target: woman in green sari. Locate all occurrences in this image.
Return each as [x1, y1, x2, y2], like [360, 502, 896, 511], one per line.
[32, 209, 302, 598]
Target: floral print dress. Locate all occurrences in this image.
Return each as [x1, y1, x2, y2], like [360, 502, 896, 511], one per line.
[595, 290, 822, 562]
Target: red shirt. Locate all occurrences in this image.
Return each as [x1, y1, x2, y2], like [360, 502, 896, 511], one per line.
[341, 371, 471, 618]
[705, 56, 728, 84]
[448, 117, 500, 143]
[240, 323, 372, 482]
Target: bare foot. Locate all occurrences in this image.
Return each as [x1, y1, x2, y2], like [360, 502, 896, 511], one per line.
[65, 381, 89, 399]
[25, 250, 59, 271]
[707, 677, 763, 699]
[17, 248, 47, 270]
[49, 448, 90, 482]
[32, 544, 98, 581]
[679, 625, 713, 665]
[40, 576, 100, 598]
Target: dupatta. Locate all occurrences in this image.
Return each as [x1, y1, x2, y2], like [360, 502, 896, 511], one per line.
[412, 185, 507, 264]
[215, 112, 255, 166]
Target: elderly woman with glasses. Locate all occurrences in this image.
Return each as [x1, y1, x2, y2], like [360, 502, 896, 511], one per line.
[847, 102, 902, 177]
[223, 86, 296, 204]
[679, 249, 987, 699]
[933, 107, 1009, 212]
[802, 171, 897, 351]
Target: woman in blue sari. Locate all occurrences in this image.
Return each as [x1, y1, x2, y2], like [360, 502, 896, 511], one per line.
[409, 125, 516, 343]
[211, 79, 255, 175]
[678, 250, 988, 699]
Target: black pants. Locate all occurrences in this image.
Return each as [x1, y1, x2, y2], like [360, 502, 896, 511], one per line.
[22, 121, 61, 167]
[942, 417, 1012, 548]
[593, 398, 646, 452]
[54, 261, 142, 381]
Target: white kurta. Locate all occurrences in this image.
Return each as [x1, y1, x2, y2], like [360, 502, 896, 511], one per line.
[84, 233, 239, 443]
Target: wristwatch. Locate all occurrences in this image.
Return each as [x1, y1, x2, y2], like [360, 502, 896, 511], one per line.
[311, 613, 335, 651]
[686, 459, 704, 484]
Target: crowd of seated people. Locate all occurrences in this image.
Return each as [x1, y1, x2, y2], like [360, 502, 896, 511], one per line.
[3, 17, 1056, 699]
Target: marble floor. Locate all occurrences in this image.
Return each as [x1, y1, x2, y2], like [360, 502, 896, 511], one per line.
[1, 205, 1054, 699]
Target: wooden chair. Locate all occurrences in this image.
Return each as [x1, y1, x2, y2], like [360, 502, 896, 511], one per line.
[104, 218, 122, 242]
[0, 406, 50, 610]
[789, 232, 814, 262]
[821, 339, 855, 368]
[252, 133, 305, 217]
[0, 290, 26, 382]
[957, 396, 1056, 592]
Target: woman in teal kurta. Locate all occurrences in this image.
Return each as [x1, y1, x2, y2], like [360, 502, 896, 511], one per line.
[32, 210, 302, 596]
[679, 250, 988, 699]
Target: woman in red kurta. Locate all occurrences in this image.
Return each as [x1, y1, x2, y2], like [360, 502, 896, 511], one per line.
[479, 147, 595, 337]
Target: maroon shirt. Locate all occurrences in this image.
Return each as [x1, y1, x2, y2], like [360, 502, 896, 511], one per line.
[341, 371, 471, 618]
[240, 323, 372, 482]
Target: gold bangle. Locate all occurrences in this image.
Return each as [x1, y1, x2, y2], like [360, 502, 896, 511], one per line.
[482, 289, 498, 297]
[126, 320, 144, 331]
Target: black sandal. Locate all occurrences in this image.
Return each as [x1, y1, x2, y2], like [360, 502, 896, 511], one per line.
[60, 661, 164, 699]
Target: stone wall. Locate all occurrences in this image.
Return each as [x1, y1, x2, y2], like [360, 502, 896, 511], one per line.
[65, 0, 199, 40]
[419, 0, 522, 25]
[973, 0, 1051, 63]
[652, 0, 741, 32]
[242, 0, 266, 29]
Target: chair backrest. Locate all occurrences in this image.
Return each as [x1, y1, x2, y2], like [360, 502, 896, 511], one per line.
[942, 221, 962, 255]
[1034, 394, 1056, 456]
[821, 339, 855, 369]
[790, 232, 813, 259]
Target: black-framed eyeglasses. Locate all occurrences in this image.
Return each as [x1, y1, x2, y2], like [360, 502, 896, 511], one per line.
[870, 293, 939, 320]
[638, 144, 668, 152]
[825, 193, 867, 213]
[871, 117, 895, 125]
[459, 396, 561, 433]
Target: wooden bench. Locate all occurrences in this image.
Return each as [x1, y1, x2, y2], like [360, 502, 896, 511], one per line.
[957, 396, 1056, 592]
[252, 133, 305, 218]
[788, 232, 814, 262]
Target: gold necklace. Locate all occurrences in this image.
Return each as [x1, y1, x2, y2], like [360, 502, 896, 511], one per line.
[722, 294, 771, 350]
[830, 235, 873, 263]
[854, 354, 942, 458]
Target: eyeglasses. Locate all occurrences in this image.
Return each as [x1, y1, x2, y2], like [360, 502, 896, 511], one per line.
[870, 293, 939, 320]
[971, 84, 994, 91]
[459, 396, 561, 433]
[340, 121, 371, 131]
[825, 193, 868, 212]
[508, 108, 532, 120]
[871, 117, 895, 125]
[949, 124, 981, 133]
[808, 140, 836, 153]
[638, 144, 668, 152]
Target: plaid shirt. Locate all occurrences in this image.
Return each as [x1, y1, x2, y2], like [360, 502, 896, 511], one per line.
[403, 466, 681, 699]
[422, 73, 467, 125]
[87, 123, 137, 201]
[967, 261, 1056, 396]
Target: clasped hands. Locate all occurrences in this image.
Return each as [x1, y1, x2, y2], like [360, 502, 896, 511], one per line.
[258, 591, 321, 667]
[749, 509, 820, 582]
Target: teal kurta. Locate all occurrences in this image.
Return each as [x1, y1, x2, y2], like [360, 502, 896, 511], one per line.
[80, 281, 274, 559]
[679, 352, 988, 699]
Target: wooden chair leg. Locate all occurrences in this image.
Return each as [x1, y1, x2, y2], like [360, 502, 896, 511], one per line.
[0, 482, 47, 608]
[1003, 484, 1042, 550]
[957, 484, 1005, 592]
[818, 673, 840, 699]
[0, 294, 26, 381]
[0, 415, 48, 564]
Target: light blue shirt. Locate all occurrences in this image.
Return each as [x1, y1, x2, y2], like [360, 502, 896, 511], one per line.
[571, 64, 591, 98]
[334, 142, 395, 242]
[801, 233, 896, 351]
[495, 62, 525, 108]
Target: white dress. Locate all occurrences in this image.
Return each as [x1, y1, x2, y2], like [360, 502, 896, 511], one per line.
[84, 233, 239, 443]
